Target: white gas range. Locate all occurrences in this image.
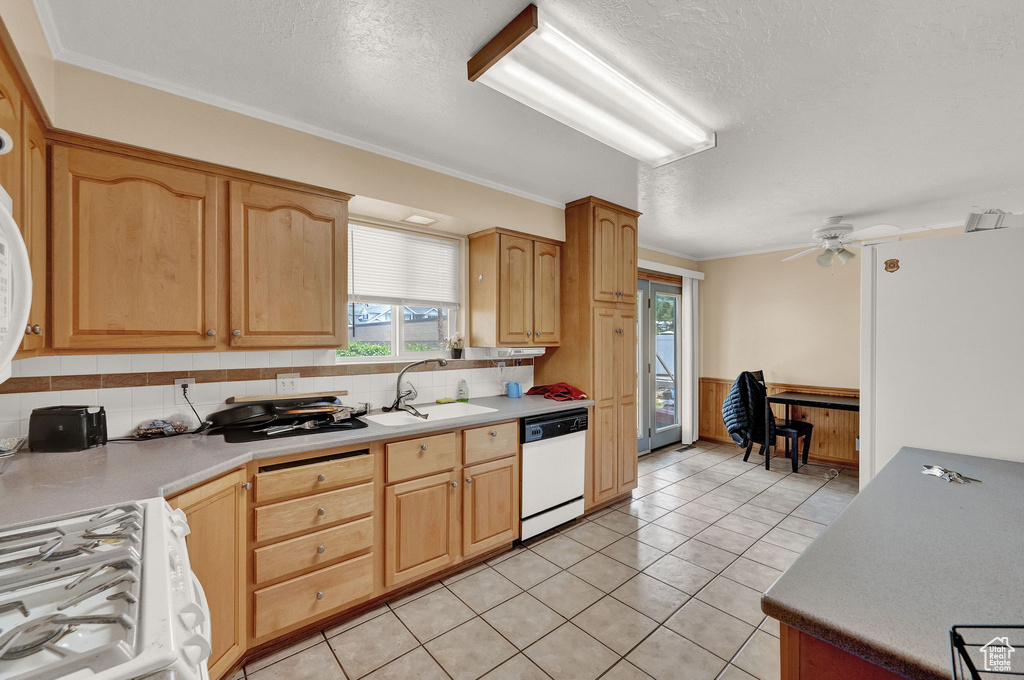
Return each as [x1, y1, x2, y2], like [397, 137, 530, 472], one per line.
[0, 498, 212, 680]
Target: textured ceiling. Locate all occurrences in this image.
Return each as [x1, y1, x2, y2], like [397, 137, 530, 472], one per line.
[36, 0, 1024, 258]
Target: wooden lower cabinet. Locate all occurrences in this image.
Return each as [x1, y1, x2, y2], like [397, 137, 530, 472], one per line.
[253, 554, 373, 639]
[384, 470, 460, 587]
[168, 470, 247, 680]
[592, 402, 618, 504]
[462, 456, 518, 556]
[780, 623, 904, 680]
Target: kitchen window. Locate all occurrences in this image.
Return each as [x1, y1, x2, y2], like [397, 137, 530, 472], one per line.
[339, 222, 461, 360]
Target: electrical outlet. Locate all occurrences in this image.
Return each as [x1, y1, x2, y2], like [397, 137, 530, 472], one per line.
[276, 373, 300, 394]
[174, 378, 196, 405]
[496, 361, 506, 368]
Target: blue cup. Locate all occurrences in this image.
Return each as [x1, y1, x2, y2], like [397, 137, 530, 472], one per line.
[507, 381, 523, 398]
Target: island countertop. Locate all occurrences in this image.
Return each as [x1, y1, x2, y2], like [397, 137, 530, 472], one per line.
[762, 447, 1024, 680]
[0, 395, 593, 525]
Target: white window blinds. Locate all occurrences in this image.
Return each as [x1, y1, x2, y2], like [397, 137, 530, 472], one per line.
[348, 223, 460, 308]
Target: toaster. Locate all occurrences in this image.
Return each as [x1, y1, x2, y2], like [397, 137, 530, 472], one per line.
[28, 405, 108, 452]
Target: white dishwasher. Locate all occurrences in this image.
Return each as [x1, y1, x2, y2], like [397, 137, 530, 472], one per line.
[520, 408, 588, 540]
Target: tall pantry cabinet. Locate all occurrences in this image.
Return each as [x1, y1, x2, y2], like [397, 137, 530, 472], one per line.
[535, 197, 639, 508]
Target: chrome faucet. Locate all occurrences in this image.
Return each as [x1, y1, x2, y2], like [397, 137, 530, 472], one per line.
[383, 358, 448, 419]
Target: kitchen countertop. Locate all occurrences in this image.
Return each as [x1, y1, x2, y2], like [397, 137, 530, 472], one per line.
[0, 395, 593, 525]
[762, 447, 1024, 680]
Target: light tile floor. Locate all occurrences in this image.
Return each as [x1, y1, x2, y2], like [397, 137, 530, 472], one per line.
[237, 441, 858, 680]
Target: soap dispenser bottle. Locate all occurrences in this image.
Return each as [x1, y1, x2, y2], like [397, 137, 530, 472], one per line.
[457, 379, 469, 402]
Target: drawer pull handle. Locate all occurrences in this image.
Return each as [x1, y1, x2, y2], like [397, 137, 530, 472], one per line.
[316, 591, 325, 600]
[317, 474, 326, 482]
[232, 329, 242, 337]
[489, 430, 498, 437]
[242, 482, 252, 490]
[317, 545, 326, 554]
[466, 477, 473, 484]
[421, 444, 428, 451]
[317, 508, 326, 516]
[451, 481, 458, 488]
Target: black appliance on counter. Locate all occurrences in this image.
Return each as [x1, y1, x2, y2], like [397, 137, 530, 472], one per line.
[202, 398, 369, 443]
[28, 405, 108, 452]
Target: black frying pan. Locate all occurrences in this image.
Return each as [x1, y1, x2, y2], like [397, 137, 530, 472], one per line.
[198, 399, 347, 434]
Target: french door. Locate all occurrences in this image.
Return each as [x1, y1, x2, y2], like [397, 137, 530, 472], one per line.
[637, 279, 683, 453]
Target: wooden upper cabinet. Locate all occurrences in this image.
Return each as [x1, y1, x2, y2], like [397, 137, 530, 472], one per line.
[592, 206, 619, 303]
[468, 228, 562, 347]
[592, 205, 638, 305]
[533, 242, 561, 345]
[51, 146, 219, 350]
[167, 469, 247, 680]
[0, 61, 21, 221]
[18, 105, 45, 352]
[498, 234, 533, 345]
[617, 214, 638, 301]
[228, 181, 348, 348]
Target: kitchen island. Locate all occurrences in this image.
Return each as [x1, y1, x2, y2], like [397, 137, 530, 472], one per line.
[762, 447, 1024, 680]
[0, 395, 592, 524]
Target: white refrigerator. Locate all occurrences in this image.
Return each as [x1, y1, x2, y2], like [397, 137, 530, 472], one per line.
[860, 226, 1024, 483]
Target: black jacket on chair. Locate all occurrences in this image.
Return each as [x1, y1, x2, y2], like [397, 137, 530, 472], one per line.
[722, 371, 774, 447]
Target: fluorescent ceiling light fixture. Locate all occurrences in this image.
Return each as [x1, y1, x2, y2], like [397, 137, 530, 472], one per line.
[468, 4, 715, 167]
[400, 214, 440, 226]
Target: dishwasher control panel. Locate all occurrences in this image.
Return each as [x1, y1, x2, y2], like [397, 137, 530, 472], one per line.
[521, 408, 589, 443]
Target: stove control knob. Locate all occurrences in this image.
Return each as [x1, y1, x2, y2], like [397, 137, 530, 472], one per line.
[317, 507, 326, 516]
[317, 474, 326, 482]
[317, 545, 326, 554]
[316, 591, 325, 600]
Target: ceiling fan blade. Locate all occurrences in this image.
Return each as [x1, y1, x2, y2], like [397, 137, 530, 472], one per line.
[781, 247, 820, 262]
[850, 223, 902, 240]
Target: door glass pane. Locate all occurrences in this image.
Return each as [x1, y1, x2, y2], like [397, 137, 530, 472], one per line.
[655, 293, 679, 430]
[339, 303, 393, 357]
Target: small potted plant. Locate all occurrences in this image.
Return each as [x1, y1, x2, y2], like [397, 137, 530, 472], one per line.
[444, 333, 465, 360]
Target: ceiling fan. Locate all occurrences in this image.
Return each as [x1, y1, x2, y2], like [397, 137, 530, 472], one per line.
[781, 217, 902, 266]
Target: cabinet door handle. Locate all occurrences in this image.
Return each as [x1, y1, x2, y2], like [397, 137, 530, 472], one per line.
[466, 477, 473, 484]
[526, 331, 532, 336]
[317, 474, 326, 482]
[451, 481, 458, 488]
[317, 507, 326, 516]
[421, 444, 428, 451]
[316, 591, 325, 600]
[32, 325, 40, 335]
[24, 325, 31, 335]
[207, 329, 217, 337]
[490, 430, 498, 437]
[232, 329, 242, 337]
[317, 545, 326, 554]
[242, 482, 252, 490]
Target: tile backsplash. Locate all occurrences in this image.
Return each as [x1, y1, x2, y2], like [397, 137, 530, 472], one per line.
[0, 350, 534, 438]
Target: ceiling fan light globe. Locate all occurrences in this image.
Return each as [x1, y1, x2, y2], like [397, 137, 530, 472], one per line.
[836, 248, 855, 264]
[816, 250, 834, 267]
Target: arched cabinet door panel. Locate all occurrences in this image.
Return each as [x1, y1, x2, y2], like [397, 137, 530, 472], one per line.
[228, 181, 348, 348]
[51, 146, 219, 349]
[498, 234, 534, 345]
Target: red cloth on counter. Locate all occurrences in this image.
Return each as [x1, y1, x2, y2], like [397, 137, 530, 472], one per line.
[525, 383, 588, 401]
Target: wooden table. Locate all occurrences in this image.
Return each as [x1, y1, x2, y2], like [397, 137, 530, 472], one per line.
[767, 391, 860, 424]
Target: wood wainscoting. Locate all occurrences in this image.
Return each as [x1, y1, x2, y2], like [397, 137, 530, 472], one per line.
[699, 378, 859, 468]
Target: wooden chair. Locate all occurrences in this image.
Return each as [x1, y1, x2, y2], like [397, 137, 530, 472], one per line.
[742, 371, 813, 472]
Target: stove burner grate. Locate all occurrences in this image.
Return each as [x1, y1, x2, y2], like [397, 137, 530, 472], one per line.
[0, 613, 133, 660]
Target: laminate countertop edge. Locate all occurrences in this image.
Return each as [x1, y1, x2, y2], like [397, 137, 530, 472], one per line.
[0, 395, 594, 525]
[761, 447, 1024, 680]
